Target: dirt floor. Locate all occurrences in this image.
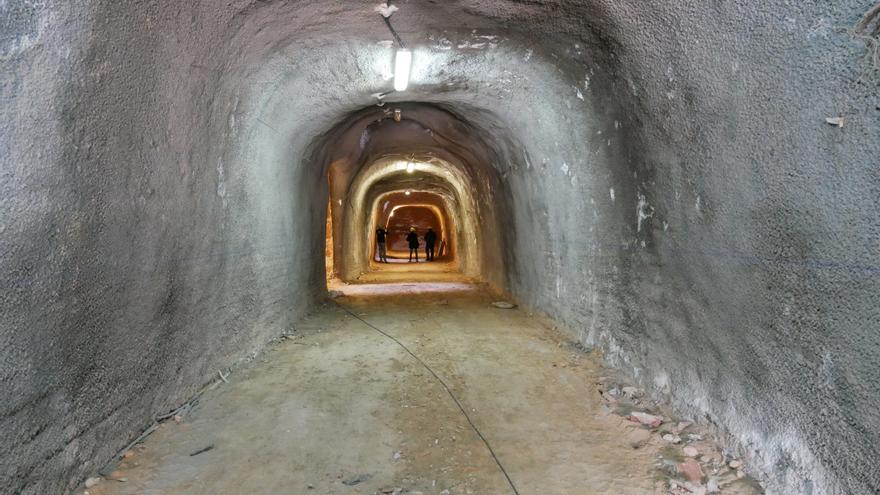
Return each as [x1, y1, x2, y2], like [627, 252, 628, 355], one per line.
[79, 264, 763, 495]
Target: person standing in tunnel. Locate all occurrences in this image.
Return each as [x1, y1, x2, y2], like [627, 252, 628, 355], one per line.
[424, 227, 437, 261]
[406, 227, 420, 262]
[375, 227, 388, 263]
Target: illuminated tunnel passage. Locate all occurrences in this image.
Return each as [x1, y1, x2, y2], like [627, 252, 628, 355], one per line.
[327, 113, 505, 286]
[375, 191, 454, 262]
[3, 2, 879, 494]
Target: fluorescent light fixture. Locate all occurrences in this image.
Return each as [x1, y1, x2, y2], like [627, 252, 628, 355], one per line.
[394, 49, 412, 92]
[406, 162, 415, 173]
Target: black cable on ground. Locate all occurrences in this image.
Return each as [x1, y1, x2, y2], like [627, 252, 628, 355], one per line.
[333, 301, 521, 495]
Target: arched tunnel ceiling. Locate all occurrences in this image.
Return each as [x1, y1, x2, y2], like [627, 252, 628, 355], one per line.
[3, 1, 879, 494]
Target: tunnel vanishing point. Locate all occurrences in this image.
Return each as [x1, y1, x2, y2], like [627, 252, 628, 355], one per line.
[2, 1, 879, 494]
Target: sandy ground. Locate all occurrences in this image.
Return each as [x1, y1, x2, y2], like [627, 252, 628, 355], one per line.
[81, 266, 762, 495]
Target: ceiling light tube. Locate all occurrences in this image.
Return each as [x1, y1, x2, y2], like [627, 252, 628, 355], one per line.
[394, 49, 412, 92]
[406, 162, 415, 173]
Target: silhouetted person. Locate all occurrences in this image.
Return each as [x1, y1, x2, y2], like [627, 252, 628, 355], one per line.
[375, 228, 388, 263]
[406, 227, 419, 262]
[424, 228, 438, 261]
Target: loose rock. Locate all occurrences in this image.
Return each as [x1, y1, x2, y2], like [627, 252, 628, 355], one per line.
[678, 458, 704, 483]
[622, 386, 641, 398]
[672, 421, 692, 434]
[662, 433, 682, 444]
[629, 411, 663, 427]
[825, 116, 845, 127]
[491, 301, 516, 309]
[681, 481, 707, 494]
[683, 446, 699, 457]
[84, 477, 102, 489]
[342, 473, 372, 486]
[706, 477, 721, 493]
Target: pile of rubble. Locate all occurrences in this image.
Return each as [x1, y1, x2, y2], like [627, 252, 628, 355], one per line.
[597, 378, 763, 495]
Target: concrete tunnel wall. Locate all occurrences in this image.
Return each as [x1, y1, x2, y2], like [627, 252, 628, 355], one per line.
[1, 1, 879, 494]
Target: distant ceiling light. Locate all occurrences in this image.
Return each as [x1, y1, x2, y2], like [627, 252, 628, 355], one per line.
[393, 109, 402, 122]
[405, 190, 412, 196]
[406, 162, 415, 173]
[394, 49, 412, 92]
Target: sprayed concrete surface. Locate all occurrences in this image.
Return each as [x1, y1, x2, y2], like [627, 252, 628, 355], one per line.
[79, 279, 761, 495]
[3, 1, 879, 493]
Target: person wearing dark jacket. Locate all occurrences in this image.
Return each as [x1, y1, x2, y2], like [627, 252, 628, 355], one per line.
[424, 228, 438, 261]
[375, 228, 388, 263]
[406, 227, 419, 262]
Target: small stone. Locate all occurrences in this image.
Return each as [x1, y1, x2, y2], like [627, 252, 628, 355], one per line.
[706, 477, 721, 493]
[683, 446, 699, 457]
[687, 433, 703, 441]
[629, 411, 663, 427]
[825, 116, 845, 127]
[307, 484, 314, 489]
[678, 459, 704, 483]
[622, 386, 641, 398]
[728, 460, 742, 469]
[342, 473, 372, 486]
[84, 477, 102, 488]
[736, 469, 745, 479]
[681, 481, 707, 494]
[173, 414, 183, 423]
[672, 421, 692, 434]
[122, 451, 135, 459]
[662, 433, 682, 443]
[491, 301, 516, 309]
[392, 451, 401, 460]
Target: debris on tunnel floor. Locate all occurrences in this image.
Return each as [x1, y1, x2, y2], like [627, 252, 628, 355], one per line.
[595, 375, 763, 495]
[76, 287, 762, 495]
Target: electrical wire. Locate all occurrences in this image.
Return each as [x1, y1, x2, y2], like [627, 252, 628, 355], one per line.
[333, 301, 521, 495]
[383, 16, 406, 49]
[381, 1, 407, 49]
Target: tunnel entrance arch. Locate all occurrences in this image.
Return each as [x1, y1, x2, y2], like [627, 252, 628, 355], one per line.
[371, 190, 457, 263]
[311, 102, 518, 292]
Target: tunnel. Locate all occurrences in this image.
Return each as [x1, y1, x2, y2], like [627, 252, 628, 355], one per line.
[2, 1, 879, 494]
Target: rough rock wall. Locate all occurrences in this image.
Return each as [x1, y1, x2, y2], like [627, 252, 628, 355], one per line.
[0, 2, 330, 492]
[493, 2, 880, 494]
[1, 1, 878, 494]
